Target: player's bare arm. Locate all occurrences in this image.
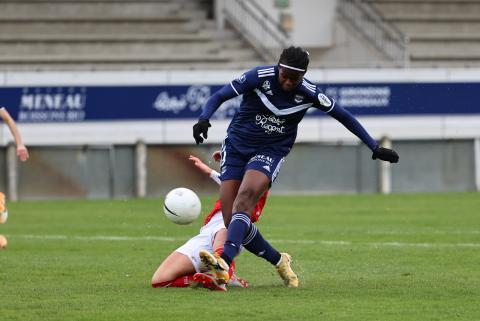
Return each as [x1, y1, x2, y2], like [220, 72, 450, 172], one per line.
[0, 107, 29, 162]
[188, 155, 213, 175]
[212, 150, 221, 162]
[189, 152, 222, 185]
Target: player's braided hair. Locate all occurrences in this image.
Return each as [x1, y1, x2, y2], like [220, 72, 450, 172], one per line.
[278, 46, 309, 72]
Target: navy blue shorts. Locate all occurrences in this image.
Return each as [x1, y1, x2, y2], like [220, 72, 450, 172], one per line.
[220, 137, 285, 183]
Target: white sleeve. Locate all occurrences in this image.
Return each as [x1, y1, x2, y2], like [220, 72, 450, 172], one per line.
[209, 170, 221, 185]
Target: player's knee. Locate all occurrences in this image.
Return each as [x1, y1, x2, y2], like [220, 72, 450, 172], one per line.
[151, 277, 169, 287]
[151, 279, 159, 287]
[234, 189, 257, 212]
[151, 275, 162, 286]
[151, 279, 170, 288]
[151, 271, 171, 286]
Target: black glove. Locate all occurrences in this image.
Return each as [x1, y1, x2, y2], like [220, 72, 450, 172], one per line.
[193, 119, 211, 145]
[372, 146, 399, 163]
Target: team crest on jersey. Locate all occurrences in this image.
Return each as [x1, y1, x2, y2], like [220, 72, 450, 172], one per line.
[237, 74, 247, 83]
[262, 80, 271, 91]
[265, 90, 273, 96]
[317, 93, 332, 107]
[294, 94, 304, 103]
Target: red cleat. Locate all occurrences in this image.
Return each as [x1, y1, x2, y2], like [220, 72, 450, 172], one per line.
[193, 273, 227, 292]
[228, 274, 249, 288]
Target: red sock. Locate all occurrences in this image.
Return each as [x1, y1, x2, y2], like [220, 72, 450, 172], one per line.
[152, 274, 195, 288]
[228, 260, 235, 278]
[214, 247, 223, 256]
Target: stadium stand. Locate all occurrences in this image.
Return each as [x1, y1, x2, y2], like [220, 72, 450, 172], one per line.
[367, 0, 480, 67]
[3, 0, 480, 70]
[0, 0, 263, 70]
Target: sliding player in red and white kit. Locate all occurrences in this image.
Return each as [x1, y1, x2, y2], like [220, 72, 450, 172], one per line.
[151, 152, 268, 291]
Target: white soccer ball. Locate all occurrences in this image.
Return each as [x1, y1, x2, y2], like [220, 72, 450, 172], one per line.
[163, 187, 201, 225]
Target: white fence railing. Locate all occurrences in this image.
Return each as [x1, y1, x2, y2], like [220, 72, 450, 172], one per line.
[217, 0, 290, 62]
[338, 0, 409, 67]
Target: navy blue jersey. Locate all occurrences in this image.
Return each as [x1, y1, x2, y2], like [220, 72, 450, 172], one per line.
[200, 65, 377, 155]
[228, 65, 333, 153]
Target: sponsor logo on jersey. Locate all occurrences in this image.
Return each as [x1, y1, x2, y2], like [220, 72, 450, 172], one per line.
[249, 154, 274, 166]
[318, 93, 332, 107]
[255, 114, 286, 134]
[262, 80, 271, 91]
[294, 94, 304, 103]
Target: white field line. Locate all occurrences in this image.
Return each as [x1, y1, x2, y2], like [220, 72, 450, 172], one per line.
[367, 230, 480, 235]
[9, 234, 480, 248]
[12, 234, 184, 242]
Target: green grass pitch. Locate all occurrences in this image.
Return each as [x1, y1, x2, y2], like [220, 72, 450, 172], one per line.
[1, 193, 479, 321]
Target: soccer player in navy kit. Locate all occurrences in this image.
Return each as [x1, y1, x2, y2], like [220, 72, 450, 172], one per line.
[193, 47, 399, 287]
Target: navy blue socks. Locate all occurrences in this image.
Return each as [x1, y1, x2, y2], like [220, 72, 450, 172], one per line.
[221, 211, 281, 267]
[243, 224, 281, 266]
[221, 212, 251, 266]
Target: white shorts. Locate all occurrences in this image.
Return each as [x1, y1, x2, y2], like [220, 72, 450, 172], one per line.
[175, 212, 226, 272]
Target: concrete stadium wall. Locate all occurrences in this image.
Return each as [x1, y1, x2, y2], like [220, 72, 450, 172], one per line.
[0, 139, 476, 200]
[249, 0, 337, 47]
